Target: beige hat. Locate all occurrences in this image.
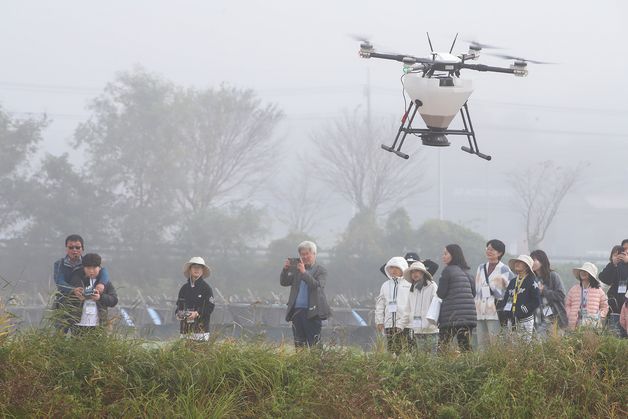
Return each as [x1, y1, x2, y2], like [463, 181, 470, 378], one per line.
[572, 262, 598, 281]
[508, 255, 534, 274]
[183, 256, 211, 278]
[403, 261, 433, 282]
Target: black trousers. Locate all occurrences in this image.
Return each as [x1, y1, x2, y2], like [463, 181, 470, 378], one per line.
[290, 309, 322, 348]
[438, 326, 472, 352]
[384, 327, 411, 355]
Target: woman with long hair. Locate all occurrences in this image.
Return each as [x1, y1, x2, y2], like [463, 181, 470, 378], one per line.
[436, 244, 477, 352]
[530, 249, 568, 336]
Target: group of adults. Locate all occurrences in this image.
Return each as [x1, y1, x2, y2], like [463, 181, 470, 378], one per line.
[375, 239, 628, 354]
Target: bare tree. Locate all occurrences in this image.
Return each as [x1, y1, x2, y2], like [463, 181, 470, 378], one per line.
[271, 171, 327, 234]
[508, 160, 586, 251]
[310, 109, 427, 214]
[172, 85, 284, 213]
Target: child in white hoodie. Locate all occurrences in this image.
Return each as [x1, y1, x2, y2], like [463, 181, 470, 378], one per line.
[375, 256, 410, 355]
[400, 261, 439, 353]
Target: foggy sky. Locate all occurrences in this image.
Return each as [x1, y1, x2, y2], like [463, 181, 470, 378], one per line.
[1, 0, 627, 259]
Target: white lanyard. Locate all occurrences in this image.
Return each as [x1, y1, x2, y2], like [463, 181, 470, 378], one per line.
[388, 278, 399, 303]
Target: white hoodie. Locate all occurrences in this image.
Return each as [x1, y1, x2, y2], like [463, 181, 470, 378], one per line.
[375, 257, 411, 329]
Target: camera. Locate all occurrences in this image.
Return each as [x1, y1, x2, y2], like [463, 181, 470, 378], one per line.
[83, 287, 95, 297]
[288, 257, 301, 266]
[179, 310, 195, 323]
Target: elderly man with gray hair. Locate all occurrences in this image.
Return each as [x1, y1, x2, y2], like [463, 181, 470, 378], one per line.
[280, 240, 331, 348]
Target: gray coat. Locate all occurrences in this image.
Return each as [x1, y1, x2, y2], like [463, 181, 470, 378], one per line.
[539, 271, 568, 329]
[280, 263, 331, 321]
[437, 265, 477, 328]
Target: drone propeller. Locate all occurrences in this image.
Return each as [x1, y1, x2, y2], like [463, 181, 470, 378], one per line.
[490, 53, 554, 65]
[464, 40, 502, 51]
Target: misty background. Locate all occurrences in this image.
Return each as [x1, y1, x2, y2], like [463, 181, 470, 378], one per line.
[1, 1, 627, 305]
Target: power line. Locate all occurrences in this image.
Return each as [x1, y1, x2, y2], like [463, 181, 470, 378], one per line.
[2, 80, 626, 116]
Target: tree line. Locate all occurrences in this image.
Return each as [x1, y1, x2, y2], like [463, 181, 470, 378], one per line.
[0, 67, 581, 300]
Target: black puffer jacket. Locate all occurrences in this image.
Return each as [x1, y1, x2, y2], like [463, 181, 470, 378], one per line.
[437, 265, 477, 328]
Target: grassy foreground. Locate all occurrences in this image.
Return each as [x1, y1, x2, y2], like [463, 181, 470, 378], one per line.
[0, 326, 626, 418]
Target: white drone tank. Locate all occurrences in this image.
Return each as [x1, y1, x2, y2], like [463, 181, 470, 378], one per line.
[403, 73, 473, 129]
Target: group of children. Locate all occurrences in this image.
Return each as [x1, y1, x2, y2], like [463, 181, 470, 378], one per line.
[375, 241, 628, 354]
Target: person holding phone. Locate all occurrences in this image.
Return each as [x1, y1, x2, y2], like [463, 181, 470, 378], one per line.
[280, 241, 331, 348]
[599, 241, 628, 337]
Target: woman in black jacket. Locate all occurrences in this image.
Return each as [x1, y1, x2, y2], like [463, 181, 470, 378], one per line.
[176, 257, 215, 341]
[437, 244, 477, 352]
[598, 243, 628, 338]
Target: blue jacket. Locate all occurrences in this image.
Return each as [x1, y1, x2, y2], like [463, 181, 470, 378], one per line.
[53, 256, 109, 294]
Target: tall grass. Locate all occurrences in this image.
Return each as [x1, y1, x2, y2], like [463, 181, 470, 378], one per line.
[0, 326, 625, 418]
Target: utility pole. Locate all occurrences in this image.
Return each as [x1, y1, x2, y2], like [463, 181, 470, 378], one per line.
[364, 67, 371, 130]
[438, 149, 443, 220]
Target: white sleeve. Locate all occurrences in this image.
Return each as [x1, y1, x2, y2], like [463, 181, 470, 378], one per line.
[399, 293, 411, 329]
[375, 282, 387, 325]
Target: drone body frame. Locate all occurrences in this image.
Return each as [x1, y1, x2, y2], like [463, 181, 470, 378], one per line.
[358, 34, 534, 160]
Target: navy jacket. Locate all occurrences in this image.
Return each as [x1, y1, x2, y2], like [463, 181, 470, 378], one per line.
[501, 273, 541, 320]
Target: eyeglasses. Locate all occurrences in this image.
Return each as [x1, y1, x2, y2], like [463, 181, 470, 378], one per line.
[67, 246, 82, 250]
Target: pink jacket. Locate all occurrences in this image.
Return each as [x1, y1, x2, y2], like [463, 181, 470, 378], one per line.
[565, 285, 608, 330]
[620, 303, 628, 331]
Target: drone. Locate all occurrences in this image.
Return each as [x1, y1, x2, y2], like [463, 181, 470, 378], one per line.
[358, 33, 547, 160]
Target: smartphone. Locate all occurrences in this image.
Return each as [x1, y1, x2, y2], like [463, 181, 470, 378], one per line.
[288, 257, 301, 266]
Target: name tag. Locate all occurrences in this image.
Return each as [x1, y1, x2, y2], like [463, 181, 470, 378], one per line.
[503, 301, 512, 311]
[543, 306, 554, 317]
[85, 302, 97, 315]
[411, 316, 421, 328]
[618, 281, 627, 294]
[388, 303, 398, 313]
[78, 300, 99, 326]
[481, 285, 491, 300]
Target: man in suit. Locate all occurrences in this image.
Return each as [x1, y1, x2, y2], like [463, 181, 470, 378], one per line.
[280, 240, 331, 348]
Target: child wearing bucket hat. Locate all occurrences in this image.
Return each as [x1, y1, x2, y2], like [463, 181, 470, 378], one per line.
[501, 255, 540, 341]
[399, 262, 439, 352]
[175, 257, 215, 341]
[565, 262, 609, 330]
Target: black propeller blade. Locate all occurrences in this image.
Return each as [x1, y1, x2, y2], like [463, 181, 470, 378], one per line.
[465, 40, 502, 50]
[490, 53, 554, 64]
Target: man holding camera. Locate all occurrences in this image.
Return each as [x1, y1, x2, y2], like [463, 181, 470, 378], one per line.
[280, 240, 331, 348]
[599, 239, 628, 337]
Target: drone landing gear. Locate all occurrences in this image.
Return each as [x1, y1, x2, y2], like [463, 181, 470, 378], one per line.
[458, 102, 492, 161]
[381, 100, 492, 161]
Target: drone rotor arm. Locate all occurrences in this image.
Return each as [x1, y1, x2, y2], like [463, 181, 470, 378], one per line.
[461, 63, 527, 76]
[369, 52, 432, 64]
